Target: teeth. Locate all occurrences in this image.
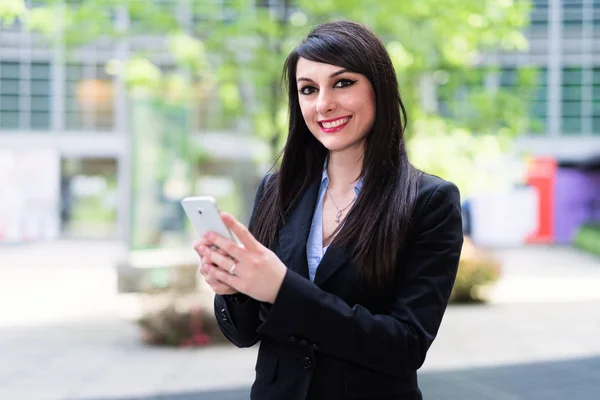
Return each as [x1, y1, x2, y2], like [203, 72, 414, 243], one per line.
[322, 117, 350, 129]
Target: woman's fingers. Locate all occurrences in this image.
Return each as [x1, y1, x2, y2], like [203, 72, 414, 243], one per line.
[195, 239, 228, 269]
[199, 264, 237, 295]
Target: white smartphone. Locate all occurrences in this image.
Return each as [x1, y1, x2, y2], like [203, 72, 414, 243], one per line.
[181, 196, 240, 245]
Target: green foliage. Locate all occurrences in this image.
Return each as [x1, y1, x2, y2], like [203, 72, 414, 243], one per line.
[573, 224, 600, 257]
[0, 0, 26, 26]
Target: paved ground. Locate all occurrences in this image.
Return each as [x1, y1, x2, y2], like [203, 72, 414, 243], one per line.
[0, 241, 599, 399]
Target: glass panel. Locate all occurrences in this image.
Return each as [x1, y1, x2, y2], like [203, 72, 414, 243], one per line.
[593, 117, 600, 135]
[66, 112, 82, 129]
[30, 112, 50, 129]
[561, 117, 582, 134]
[530, 101, 547, 117]
[0, 111, 19, 128]
[66, 64, 84, 80]
[593, 68, 600, 85]
[563, 68, 583, 84]
[563, 0, 583, 9]
[533, 87, 548, 101]
[500, 68, 517, 86]
[30, 96, 51, 112]
[530, 18, 548, 27]
[30, 62, 50, 79]
[593, 85, 600, 100]
[0, 62, 20, 79]
[0, 95, 20, 111]
[31, 80, 51, 96]
[0, 80, 19, 95]
[562, 86, 583, 101]
[562, 101, 582, 117]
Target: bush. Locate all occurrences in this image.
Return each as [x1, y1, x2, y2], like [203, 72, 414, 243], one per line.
[573, 223, 600, 257]
[450, 236, 502, 303]
[136, 293, 228, 347]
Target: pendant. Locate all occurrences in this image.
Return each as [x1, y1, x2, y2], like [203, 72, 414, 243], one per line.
[335, 210, 342, 224]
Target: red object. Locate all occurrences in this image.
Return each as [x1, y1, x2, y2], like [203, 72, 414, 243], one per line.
[525, 157, 557, 243]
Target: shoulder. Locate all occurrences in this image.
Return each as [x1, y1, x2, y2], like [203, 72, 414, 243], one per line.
[256, 171, 279, 194]
[413, 172, 461, 218]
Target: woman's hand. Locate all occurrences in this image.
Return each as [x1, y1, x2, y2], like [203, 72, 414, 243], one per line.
[197, 212, 287, 304]
[193, 238, 238, 295]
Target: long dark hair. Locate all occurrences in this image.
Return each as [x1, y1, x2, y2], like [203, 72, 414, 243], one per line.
[251, 20, 421, 290]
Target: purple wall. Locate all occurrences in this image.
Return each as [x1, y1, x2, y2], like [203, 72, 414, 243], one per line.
[554, 168, 600, 244]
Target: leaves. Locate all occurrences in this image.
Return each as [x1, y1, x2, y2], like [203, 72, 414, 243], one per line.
[0, 0, 26, 26]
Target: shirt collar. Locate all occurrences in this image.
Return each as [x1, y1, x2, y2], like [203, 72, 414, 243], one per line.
[321, 158, 363, 195]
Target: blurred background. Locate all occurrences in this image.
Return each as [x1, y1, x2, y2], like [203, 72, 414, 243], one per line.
[0, 0, 599, 399]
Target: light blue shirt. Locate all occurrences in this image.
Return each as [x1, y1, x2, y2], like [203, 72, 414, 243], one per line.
[306, 165, 363, 282]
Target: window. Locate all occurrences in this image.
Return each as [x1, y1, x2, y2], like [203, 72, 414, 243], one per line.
[561, 67, 583, 135]
[593, 68, 600, 135]
[594, 0, 600, 29]
[562, 0, 584, 29]
[529, 68, 548, 134]
[65, 63, 115, 131]
[498, 67, 548, 134]
[0, 61, 51, 130]
[530, 0, 548, 28]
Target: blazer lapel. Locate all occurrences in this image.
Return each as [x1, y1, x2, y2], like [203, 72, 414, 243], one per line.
[313, 240, 352, 287]
[277, 179, 321, 279]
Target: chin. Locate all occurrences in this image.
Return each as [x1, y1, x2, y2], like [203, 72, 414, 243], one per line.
[318, 138, 345, 152]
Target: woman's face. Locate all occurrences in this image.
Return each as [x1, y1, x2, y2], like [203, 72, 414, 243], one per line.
[296, 57, 376, 155]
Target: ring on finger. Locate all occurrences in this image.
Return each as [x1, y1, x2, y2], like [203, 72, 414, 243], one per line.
[228, 261, 237, 275]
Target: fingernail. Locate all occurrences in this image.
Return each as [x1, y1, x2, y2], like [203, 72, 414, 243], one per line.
[204, 232, 213, 240]
[198, 246, 207, 254]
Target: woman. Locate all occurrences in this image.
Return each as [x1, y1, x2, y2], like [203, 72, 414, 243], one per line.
[195, 20, 463, 400]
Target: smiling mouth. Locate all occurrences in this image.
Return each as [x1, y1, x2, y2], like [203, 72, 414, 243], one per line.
[318, 116, 352, 130]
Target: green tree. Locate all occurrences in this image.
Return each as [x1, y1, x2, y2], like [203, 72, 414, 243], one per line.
[0, 0, 26, 25]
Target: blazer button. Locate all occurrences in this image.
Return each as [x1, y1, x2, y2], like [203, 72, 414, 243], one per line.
[302, 356, 313, 370]
[220, 309, 228, 322]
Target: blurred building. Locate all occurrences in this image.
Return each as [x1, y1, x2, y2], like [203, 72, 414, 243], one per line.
[480, 0, 600, 245]
[492, 0, 600, 161]
[0, 3, 268, 244]
[0, 0, 599, 244]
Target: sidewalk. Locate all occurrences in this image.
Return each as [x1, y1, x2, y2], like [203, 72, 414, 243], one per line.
[486, 244, 600, 304]
[0, 240, 599, 399]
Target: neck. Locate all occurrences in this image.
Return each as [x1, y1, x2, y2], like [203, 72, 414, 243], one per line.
[327, 147, 364, 191]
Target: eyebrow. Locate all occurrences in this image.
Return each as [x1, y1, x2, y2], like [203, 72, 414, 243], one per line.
[297, 68, 351, 83]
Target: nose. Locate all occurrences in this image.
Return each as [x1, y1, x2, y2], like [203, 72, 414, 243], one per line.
[315, 89, 337, 115]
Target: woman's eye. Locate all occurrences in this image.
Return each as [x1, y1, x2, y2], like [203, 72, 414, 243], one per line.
[299, 86, 317, 95]
[334, 79, 356, 88]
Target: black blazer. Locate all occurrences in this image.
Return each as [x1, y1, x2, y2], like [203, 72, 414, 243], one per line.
[214, 172, 464, 400]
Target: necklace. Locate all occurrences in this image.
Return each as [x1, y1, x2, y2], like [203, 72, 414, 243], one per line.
[328, 191, 357, 224]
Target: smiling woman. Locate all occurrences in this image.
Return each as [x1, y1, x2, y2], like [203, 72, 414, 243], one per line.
[193, 20, 464, 400]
